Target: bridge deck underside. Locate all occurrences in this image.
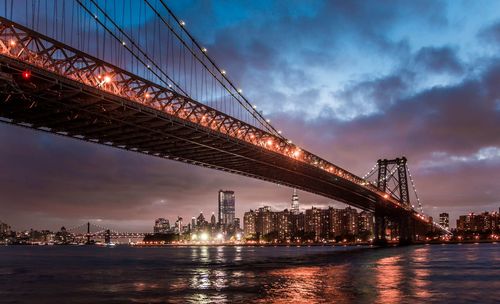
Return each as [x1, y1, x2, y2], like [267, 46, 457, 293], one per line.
[0, 56, 414, 218]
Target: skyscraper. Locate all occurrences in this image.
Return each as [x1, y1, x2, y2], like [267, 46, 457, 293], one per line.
[439, 213, 450, 229]
[218, 190, 235, 228]
[291, 188, 299, 215]
[154, 218, 170, 233]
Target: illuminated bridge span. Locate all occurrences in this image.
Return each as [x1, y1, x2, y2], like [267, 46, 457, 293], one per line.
[0, 1, 447, 244]
[67, 222, 146, 244]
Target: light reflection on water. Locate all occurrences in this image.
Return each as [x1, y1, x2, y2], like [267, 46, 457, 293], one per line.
[0, 244, 499, 303]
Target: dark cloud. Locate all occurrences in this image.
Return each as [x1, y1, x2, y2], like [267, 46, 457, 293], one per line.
[414, 46, 464, 74]
[478, 20, 500, 47]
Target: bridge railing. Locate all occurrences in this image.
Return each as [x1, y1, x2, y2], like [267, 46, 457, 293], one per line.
[0, 17, 414, 214]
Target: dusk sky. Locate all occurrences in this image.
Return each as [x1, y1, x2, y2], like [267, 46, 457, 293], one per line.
[1, 0, 500, 232]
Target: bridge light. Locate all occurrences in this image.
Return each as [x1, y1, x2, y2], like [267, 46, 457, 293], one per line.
[293, 149, 301, 157]
[9, 39, 16, 46]
[145, 93, 151, 98]
[22, 70, 31, 80]
[221, 69, 226, 75]
[267, 139, 273, 146]
[103, 75, 112, 83]
[202, 47, 207, 52]
[122, 41, 126, 46]
[278, 130, 282, 134]
[253, 105, 257, 109]
[180, 20, 186, 26]
[237, 88, 243, 93]
[266, 119, 271, 123]
[383, 194, 389, 199]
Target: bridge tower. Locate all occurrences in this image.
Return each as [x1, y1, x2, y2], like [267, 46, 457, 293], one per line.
[86, 222, 91, 245]
[374, 157, 415, 245]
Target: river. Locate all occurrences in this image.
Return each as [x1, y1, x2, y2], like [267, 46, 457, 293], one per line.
[0, 243, 499, 303]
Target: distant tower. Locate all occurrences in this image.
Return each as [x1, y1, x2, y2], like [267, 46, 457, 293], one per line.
[291, 188, 299, 214]
[211, 213, 216, 226]
[439, 213, 450, 229]
[218, 190, 235, 228]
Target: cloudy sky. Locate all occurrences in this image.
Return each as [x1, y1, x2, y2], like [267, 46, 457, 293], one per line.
[1, 0, 500, 231]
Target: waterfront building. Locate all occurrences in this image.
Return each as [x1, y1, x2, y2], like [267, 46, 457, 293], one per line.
[211, 213, 216, 226]
[243, 210, 257, 237]
[256, 206, 274, 237]
[191, 217, 196, 230]
[196, 212, 207, 229]
[242, 205, 374, 242]
[340, 207, 358, 236]
[305, 207, 322, 240]
[154, 218, 170, 234]
[290, 212, 305, 238]
[0, 221, 11, 236]
[358, 211, 374, 234]
[218, 190, 235, 229]
[275, 210, 291, 240]
[327, 207, 341, 238]
[439, 213, 450, 229]
[456, 211, 500, 233]
[291, 189, 299, 215]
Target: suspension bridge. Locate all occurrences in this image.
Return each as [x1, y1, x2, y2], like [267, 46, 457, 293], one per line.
[0, 0, 448, 245]
[66, 222, 146, 244]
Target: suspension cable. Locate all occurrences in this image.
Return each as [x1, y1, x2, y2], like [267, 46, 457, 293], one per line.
[146, 0, 283, 137]
[406, 165, 424, 213]
[75, 0, 189, 97]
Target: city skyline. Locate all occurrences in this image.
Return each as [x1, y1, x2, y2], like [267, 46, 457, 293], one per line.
[1, 0, 500, 231]
[2, 186, 497, 232]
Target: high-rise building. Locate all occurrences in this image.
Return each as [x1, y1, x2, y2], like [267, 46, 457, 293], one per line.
[256, 206, 274, 236]
[218, 190, 235, 228]
[275, 210, 291, 240]
[197, 212, 207, 229]
[0, 221, 10, 236]
[210, 213, 216, 226]
[340, 207, 358, 236]
[234, 218, 241, 230]
[291, 189, 299, 215]
[243, 210, 257, 237]
[439, 213, 450, 229]
[305, 207, 322, 240]
[358, 211, 374, 234]
[191, 217, 196, 230]
[154, 218, 170, 233]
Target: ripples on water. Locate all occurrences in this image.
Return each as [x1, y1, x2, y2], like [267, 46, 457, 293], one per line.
[0, 244, 499, 303]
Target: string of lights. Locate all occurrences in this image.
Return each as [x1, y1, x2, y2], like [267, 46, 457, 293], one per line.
[407, 165, 424, 214]
[149, 0, 284, 137]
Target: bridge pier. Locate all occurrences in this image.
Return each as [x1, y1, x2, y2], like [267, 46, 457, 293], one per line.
[398, 215, 415, 245]
[373, 212, 388, 246]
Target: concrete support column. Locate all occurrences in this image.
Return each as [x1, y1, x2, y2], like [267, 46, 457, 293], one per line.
[374, 210, 387, 246]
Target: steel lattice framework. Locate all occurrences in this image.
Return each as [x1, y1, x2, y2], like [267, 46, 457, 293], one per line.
[0, 17, 442, 232]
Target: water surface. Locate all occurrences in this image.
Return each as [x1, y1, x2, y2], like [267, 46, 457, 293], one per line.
[1, 244, 499, 303]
